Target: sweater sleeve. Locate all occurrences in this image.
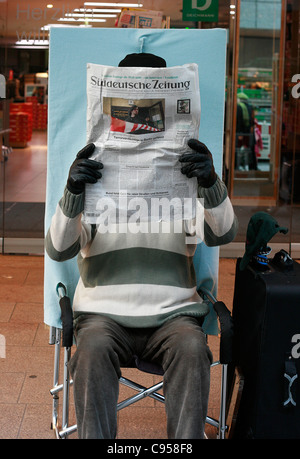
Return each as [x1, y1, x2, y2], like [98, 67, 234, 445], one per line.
[187, 176, 238, 247]
[45, 187, 92, 262]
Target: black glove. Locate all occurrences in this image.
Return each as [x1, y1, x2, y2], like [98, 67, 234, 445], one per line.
[67, 143, 103, 194]
[179, 139, 217, 188]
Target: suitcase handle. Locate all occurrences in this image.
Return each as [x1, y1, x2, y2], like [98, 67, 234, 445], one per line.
[273, 249, 294, 271]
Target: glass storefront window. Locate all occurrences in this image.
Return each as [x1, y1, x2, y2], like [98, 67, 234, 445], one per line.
[282, 0, 300, 254]
[0, 0, 48, 254]
[226, 0, 300, 258]
[0, 1, 299, 255]
[232, 0, 283, 204]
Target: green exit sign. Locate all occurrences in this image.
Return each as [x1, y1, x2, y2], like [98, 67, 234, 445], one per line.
[182, 0, 219, 22]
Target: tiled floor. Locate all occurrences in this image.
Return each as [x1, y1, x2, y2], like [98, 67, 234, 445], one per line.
[1, 131, 47, 203]
[0, 254, 236, 440]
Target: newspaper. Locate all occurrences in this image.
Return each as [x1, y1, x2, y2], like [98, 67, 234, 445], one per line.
[83, 62, 201, 225]
[116, 8, 163, 28]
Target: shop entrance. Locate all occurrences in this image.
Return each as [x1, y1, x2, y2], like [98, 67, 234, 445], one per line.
[224, 0, 300, 258]
[229, 0, 284, 206]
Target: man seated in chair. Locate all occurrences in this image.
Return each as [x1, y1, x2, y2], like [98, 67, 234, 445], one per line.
[46, 53, 238, 439]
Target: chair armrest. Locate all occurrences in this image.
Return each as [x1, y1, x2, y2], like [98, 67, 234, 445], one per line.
[197, 287, 234, 365]
[213, 301, 233, 365]
[56, 283, 73, 348]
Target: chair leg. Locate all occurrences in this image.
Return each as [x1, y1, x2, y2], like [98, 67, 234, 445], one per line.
[218, 364, 228, 439]
[118, 377, 164, 410]
[50, 327, 61, 439]
[49, 326, 77, 439]
[62, 346, 72, 434]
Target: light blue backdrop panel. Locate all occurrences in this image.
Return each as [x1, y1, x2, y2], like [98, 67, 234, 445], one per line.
[45, 27, 227, 335]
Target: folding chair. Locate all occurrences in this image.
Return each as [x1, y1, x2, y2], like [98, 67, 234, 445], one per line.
[49, 262, 233, 440]
[45, 25, 232, 441]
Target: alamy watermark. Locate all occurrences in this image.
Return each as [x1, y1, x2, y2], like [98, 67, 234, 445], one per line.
[86, 195, 205, 243]
[15, 3, 96, 43]
[0, 334, 6, 359]
[291, 74, 300, 99]
[0, 74, 6, 99]
[16, 3, 73, 21]
[291, 334, 300, 359]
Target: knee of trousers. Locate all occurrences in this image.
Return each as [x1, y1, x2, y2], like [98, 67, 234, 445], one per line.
[166, 329, 213, 369]
[69, 332, 120, 375]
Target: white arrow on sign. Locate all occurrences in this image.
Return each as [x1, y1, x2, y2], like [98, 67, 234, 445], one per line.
[192, 0, 212, 11]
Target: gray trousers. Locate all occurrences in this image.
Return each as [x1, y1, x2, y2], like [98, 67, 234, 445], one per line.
[69, 314, 213, 439]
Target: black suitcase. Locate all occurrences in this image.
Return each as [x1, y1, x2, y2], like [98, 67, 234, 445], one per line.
[232, 251, 300, 439]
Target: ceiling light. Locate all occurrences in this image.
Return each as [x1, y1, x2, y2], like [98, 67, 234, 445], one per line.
[58, 17, 107, 22]
[74, 8, 122, 13]
[16, 39, 49, 45]
[65, 13, 117, 17]
[41, 24, 92, 30]
[14, 44, 49, 49]
[84, 3, 143, 7]
[47, 4, 54, 8]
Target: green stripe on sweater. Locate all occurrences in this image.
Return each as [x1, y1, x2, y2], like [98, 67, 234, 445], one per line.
[78, 247, 196, 288]
[45, 231, 81, 262]
[74, 302, 210, 328]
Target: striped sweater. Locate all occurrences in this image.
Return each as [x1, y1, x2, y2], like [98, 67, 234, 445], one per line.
[46, 176, 238, 328]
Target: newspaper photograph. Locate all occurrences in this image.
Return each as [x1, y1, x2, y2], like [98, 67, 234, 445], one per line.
[83, 62, 201, 224]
